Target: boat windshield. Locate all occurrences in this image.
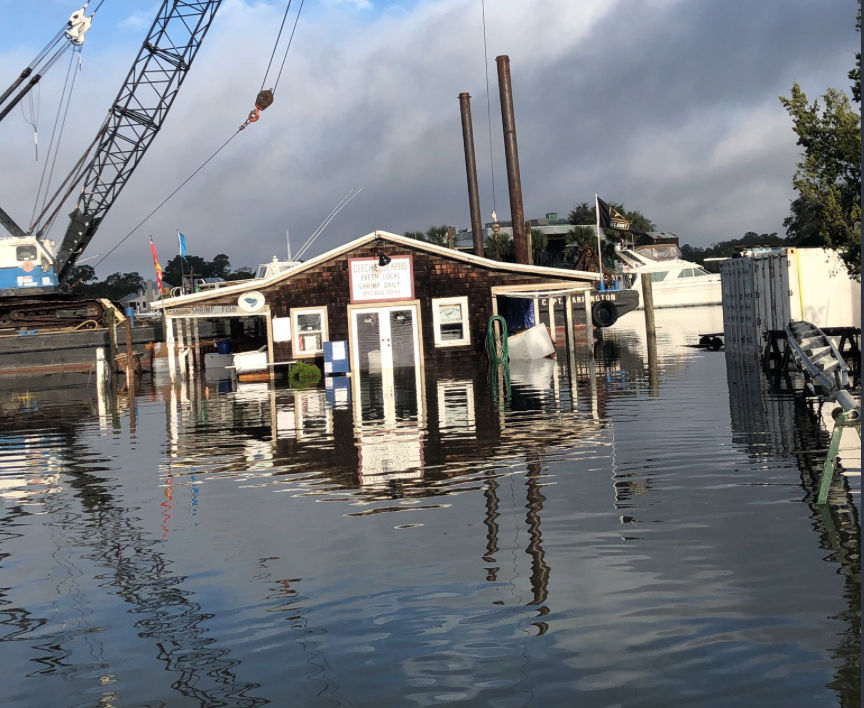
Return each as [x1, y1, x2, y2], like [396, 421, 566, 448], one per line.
[677, 267, 712, 277]
[633, 244, 680, 261]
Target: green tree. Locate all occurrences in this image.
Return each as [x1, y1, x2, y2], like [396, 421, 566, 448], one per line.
[212, 253, 232, 279]
[484, 231, 513, 261]
[403, 231, 425, 241]
[567, 202, 595, 225]
[529, 228, 547, 263]
[67, 264, 97, 292]
[779, 78, 861, 278]
[425, 225, 450, 247]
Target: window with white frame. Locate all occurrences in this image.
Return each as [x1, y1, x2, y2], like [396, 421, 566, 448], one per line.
[432, 296, 470, 347]
[290, 306, 328, 357]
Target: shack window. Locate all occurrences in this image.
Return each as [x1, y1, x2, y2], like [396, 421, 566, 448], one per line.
[16, 245, 37, 262]
[290, 306, 328, 357]
[432, 296, 470, 347]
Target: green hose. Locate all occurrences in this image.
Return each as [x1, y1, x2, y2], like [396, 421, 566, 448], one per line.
[485, 315, 509, 365]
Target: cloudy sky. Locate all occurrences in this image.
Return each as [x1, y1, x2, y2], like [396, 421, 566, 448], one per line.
[0, 0, 858, 277]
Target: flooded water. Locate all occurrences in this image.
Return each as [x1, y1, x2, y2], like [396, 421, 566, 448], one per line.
[0, 307, 859, 707]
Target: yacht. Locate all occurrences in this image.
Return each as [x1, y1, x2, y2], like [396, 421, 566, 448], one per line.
[614, 235, 721, 308]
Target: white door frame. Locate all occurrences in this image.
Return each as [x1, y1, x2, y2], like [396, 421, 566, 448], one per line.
[347, 301, 424, 426]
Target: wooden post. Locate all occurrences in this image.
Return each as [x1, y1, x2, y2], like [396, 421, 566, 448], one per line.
[193, 319, 201, 376]
[184, 318, 196, 383]
[641, 273, 659, 395]
[166, 316, 176, 385]
[525, 222, 533, 265]
[106, 307, 118, 375]
[266, 308, 275, 385]
[641, 273, 656, 343]
[124, 315, 135, 394]
[176, 318, 186, 380]
[583, 291, 594, 347]
[564, 293, 578, 403]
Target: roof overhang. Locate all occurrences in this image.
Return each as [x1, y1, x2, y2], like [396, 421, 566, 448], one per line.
[152, 230, 600, 310]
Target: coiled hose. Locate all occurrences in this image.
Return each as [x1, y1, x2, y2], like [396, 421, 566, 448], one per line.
[485, 315, 509, 365]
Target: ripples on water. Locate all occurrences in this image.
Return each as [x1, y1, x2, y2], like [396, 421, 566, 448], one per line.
[0, 308, 859, 706]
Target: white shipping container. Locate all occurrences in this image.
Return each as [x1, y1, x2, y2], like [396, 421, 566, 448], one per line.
[721, 248, 860, 356]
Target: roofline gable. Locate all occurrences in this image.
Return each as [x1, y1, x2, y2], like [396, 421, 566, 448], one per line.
[154, 230, 599, 308]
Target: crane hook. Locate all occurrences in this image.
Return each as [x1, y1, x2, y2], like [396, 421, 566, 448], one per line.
[239, 89, 274, 130]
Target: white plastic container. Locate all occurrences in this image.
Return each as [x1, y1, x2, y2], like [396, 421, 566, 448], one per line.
[721, 247, 861, 356]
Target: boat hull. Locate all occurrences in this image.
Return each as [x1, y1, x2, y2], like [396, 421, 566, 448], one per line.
[634, 276, 722, 308]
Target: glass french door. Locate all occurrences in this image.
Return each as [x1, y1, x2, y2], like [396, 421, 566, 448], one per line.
[350, 305, 422, 425]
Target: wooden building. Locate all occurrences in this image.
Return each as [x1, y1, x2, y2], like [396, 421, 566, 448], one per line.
[154, 230, 599, 383]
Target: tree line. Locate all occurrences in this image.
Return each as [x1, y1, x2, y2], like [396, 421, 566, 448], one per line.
[66, 253, 255, 302]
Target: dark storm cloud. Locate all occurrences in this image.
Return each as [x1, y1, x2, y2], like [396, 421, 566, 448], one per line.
[0, 0, 857, 276]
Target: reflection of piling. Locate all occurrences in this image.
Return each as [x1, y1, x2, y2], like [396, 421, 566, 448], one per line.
[482, 471, 500, 581]
[525, 455, 550, 612]
[641, 274, 659, 394]
[458, 92, 484, 257]
[495, 55, 528, 265]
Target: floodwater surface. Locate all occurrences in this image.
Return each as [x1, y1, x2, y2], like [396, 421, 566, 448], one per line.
[0, 307, 859, 707]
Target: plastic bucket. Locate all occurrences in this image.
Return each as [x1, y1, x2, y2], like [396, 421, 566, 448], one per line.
[216, 339, 230, 355]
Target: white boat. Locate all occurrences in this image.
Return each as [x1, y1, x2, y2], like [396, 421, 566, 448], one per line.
[613, 238, 721, 308]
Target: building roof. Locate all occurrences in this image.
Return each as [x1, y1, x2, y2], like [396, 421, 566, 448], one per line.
[152, 230, 599, 309]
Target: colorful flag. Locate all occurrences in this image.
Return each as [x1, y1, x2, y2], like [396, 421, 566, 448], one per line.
[149, 236, 163, 291]
[177, 230, 188, 261]
[596, 196, 631, 230]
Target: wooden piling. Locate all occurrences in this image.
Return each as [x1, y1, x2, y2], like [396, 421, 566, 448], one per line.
[124, 315, 135, 394]
[583, 291, 594, 346]
[641, 274, 659, 394]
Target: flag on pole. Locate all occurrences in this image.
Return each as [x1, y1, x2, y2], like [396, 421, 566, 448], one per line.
[596, 196, 631, 230]
[149, 236, 163, 291]
[177, 230, 188, 261]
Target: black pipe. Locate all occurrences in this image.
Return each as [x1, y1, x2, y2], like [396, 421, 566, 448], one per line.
[496, 55, 528, 265]
[459, 92, 485, 257]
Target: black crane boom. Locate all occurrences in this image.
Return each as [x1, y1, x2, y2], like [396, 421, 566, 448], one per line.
[52, 0, 223, 281]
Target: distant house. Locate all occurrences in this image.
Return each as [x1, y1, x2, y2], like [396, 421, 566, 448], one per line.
[456, 212, 578, 266]
[121, 280, 169, 313]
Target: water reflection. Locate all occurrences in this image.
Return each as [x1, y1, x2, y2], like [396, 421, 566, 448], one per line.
[0, 307, 859, 706]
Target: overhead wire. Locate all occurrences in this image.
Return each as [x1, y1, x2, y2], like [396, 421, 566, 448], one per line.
[94, 131, 243, 268]
[273, 0, 305, 92]
[480, 0, 497, 216]
[260, 0, 294, 91]
[32, 47, 84, 225]
[293, 187, 363, 262]
[47, 0, 305, 272]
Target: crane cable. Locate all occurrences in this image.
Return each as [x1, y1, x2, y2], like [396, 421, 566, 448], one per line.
[94, 131, 241, 268]
[96, 1, 306, 267]
[240, 0, 305, 129]
[31, 47, 84, 225]
[480, 0, 497, 219]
